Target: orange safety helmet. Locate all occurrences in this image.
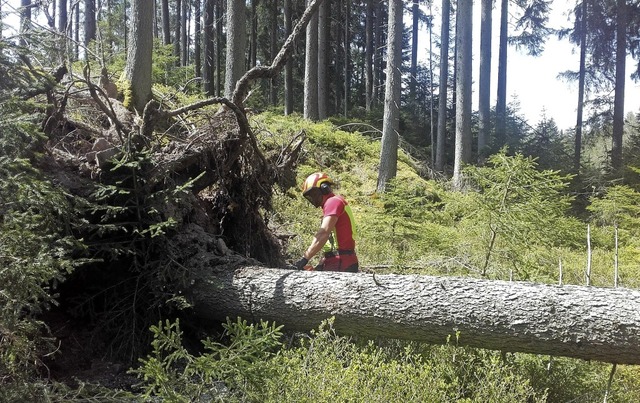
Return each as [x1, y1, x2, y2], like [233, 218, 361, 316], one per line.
[302, 172, 333, 196]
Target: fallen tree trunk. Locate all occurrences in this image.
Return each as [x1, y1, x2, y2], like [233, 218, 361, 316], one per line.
[191, 267, 640, 365]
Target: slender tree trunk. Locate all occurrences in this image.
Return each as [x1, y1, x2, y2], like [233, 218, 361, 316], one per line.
[372, 0, 383, 106]
[453, 0, 473, 190]
[478, 0, 492, 161]
[376, 0, 403, 192]
[58, 0, 67, 32]
[317, 0, 328, 120]
[495, 0, 508, 147]
[175, 0, 182, 65]
[435, 0, 450, 173]
[20, 0, 31, 47]
[225, 0, 247, 99]
[191, 267, 640, 365]
[74, 1, 79, 58]
[284, 0, 293, 114]
[611, 0, 626, 173]
[161, 0, 170, 44]
[343, 0, 350, 117]
[195, 0, 202, 78]
[250, 0, 258, 68]
[410, 0, 419, 100]
[574, 0, 587, 174]
[269, 0, 278, 106]
[154, 0, 159, 39]
[365, 0, 374, 112]
[84, 0, 96, 50]
[303, 0, 319, 120]
[181, 0, 189, 66]
[204, 0, 214, 94]
[215, 0, 223, 96]
[125, 0, 154, 112]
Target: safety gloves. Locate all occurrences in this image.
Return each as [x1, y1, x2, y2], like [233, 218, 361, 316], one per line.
[293, 257, 309, 270]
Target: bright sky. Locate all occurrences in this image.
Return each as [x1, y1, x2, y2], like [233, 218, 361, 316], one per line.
[417, 0, 640, 131]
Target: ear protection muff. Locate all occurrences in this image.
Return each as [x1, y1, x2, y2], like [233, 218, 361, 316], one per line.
[320, 182, 331, 195]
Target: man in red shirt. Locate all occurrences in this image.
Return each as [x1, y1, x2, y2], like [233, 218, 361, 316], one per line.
[293, 172, 359, 272]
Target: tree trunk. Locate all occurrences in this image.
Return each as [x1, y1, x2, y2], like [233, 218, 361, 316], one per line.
[74, 1, 79, 58]
[181, 0, 189, 66]
[372, 0, 383, 107]
[453, 0, 472, 190]
[125, 0, 154, 112]
[194, 0, 202, 78]
[175, 0, 182, 65]
[284, 0, 293, 115]
[574, 0, 587, 174]
[611, 0, 626, 173]
[478, 0, 492, 161]
[161, 0, 170, 45]
[410, 0, 419, 100]
[215, 0, 222, 96]
[203, 0, 214, 94]
[191, 267, 640, 365]
[58, 0, 67, 32]
[365, 0, 374, 112]
[343, 0, 350, 117]
[250, 0, 258, 68]
[225, 0, 247, 99]
[435, 0, 450, 173]
[269, 0, 278, 106]
[317, 0, 328, 120]
[303, 0, 319, 120]
[376, 0, 402, 193]
[20, 0, 31, 47]
[495, 0, 508, 147]
[84, 0, 96, 49]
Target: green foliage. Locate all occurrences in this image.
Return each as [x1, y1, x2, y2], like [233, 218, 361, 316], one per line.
[0, 41, 85, 396]
[454, 151, 581, 279]
[133, 318, 283, 402]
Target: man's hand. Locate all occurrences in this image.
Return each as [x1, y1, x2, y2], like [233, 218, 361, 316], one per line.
[293, 257, 309, 270]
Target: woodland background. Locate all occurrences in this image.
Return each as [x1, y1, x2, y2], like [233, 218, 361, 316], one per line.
[3, 0, 640, 401]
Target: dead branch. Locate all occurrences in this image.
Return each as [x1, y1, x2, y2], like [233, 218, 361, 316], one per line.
[231, 0, 326, 107]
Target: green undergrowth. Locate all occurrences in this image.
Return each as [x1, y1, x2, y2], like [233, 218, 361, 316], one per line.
[133, 317, 640, 402]
[258, 112, 640, 288]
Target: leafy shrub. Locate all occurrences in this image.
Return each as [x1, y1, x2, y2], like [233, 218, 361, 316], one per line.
[133, 317, 283, 402]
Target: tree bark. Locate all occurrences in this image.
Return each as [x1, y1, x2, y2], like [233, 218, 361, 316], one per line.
[453, 0, 472, 190]
[125, 0, 153, 112]
[376, 0, 402, 192]
[191, 267, 640, 365]
[84, 0, 96, 49]
[365, 0, 374, 112]
[58, 0, 67, 32]
[174, 0, 182, 65]
[410, 0, 419, 100]
[495, 0, 508, 147]
[317, 0, 328, 120]
[203, 0, 214, 94]
[181, 0, 189, 66]
[342, 0, 350, 117]
[574, 0, 587, 174]
[225, 0, 247, 99]
[611, 0, 626, 173]
[435, 0, 450, 173]
[303, 0, 319, 120]
[194, 0, 202, 78]
[161, 0, 170, 45]
[478, 0, 492, 161]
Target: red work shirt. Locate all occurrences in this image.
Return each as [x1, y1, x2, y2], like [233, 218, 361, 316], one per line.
[322, 193, 356, 251]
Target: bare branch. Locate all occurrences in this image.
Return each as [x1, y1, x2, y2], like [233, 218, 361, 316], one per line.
[232, 0, 326, 107]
